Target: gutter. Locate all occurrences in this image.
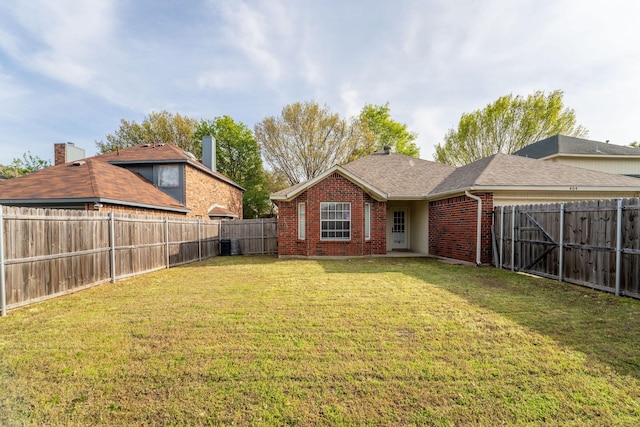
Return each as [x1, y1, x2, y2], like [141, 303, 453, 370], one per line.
[0, 198, 191, 214]
[465, 190, 482, 266]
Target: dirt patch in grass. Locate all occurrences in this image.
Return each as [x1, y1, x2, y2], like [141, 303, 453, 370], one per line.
[1, 256, 639, 425]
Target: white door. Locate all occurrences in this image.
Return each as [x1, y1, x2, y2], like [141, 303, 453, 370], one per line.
[391, 209, 408, 250]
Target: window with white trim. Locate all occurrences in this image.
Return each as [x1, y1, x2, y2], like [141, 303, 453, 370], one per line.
[364, 203, 371, 240]
[320, 202, 351, 240]
[298, 202, 305, 240]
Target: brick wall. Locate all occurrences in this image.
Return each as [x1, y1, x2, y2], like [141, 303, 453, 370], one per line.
[429, 193, 494, 264]
[54, 143, 66, 166]
[184, 165, 243, 219]
[276, 173, 387, 257]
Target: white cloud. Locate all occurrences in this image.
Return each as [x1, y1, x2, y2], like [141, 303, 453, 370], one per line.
[209, 0, 291, 85]
[0, 0, 115, 88]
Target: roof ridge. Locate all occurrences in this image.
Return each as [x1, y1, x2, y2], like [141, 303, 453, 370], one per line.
[81, 159, 99, 198]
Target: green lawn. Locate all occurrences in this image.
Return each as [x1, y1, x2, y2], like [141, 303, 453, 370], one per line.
[1, 256, 639, 426]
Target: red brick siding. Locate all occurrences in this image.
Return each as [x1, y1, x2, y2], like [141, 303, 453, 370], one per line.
[184, 165, 243, 219]
[276, 173, 386, 256]
[54, 143, 66, 166]
[429, 193, 494, 264]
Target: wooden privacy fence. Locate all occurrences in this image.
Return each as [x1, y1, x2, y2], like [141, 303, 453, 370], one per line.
[494, 198, 640, 299]
[0, 206, 278, 316]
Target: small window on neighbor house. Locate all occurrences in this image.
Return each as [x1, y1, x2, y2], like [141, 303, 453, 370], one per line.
[298, 202, 305, 240]
[364, 203, 371, 240]
[320, 202, 351, 240]
[158, 165, 180, 188]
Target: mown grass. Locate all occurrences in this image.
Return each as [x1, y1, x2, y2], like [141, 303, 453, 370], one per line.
[1, 256, 639, 426]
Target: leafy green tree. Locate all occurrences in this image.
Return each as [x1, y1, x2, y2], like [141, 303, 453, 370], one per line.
[434, 90, 588, 166]
[96, 110, 200, 156]
[255, 101, 355, 185]
[195, 116, 270, 218]
[351, 102, 419, 159]
[630, 141, 639, 148]
[1, 151, 51, 178]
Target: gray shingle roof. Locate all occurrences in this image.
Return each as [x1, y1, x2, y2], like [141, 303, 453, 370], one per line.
[430, 153, 640, 196]
[514, 134, 640, 158]
[342, 152, 455, 197]
[271, 150, 640, 202]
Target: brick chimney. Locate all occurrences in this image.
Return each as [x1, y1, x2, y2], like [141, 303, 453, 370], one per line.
[54, 142, 86, 165]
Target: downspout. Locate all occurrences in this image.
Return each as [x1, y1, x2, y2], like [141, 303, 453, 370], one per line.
[465, 191, 482, 266]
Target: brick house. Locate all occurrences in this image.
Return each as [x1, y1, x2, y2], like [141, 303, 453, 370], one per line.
[0, 137, 243, 219]
[272, 148, 640, 264]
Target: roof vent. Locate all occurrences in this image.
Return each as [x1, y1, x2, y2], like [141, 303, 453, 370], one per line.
[72, 160, 86, 166]
[383, 145, 391, 154]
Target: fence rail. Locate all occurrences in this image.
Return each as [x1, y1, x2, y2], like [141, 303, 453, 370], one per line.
[494, 198, 640, 299]
[0, 206, 277, 316]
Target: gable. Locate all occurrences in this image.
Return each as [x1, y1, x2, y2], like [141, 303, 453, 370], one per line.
[271, 166, 387, 202]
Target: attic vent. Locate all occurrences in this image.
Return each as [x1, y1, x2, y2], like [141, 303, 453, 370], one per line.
[383, 145, 391, 154]
[184, 151, 197, 160]
[72, 160, 86, 166]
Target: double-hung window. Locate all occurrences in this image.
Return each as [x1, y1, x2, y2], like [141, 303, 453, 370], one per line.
[320, 202, 351, 240]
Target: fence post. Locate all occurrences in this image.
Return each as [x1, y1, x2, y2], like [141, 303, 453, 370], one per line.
[109, 212, 116, 283]
[261, 218, 265, 255]
[511, 206, 516, 271]
[559, 203, 565, 282]
[0, 205, 6, 317]
[499, 206, 504, 269]
[165, 217, 170, 268]
[615, 199, 623, 296]
[197, 217, 202, 261]
[218, 220, 222, 256]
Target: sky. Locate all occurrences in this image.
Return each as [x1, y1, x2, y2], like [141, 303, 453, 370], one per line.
[1, 0, 639, 166]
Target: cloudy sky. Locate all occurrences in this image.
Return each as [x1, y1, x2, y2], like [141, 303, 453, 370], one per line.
[1, 0, 639, 166]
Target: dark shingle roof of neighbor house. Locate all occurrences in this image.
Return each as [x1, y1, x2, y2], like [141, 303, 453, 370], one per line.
[342, 152, 456, 197]
[429, 153, 640, 196]
[0, 158, 190, 212]
[92, 143, 244, 190]
[513, 134, 640, 158]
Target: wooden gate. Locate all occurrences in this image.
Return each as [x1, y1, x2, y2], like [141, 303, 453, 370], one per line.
[495, 199, 640, 299]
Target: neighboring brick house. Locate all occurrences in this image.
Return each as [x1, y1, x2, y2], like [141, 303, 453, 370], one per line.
[272, 148, 640, 264]
[0, 137, 243, 219]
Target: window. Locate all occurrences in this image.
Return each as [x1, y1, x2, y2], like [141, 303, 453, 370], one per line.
[298, 202, 305, 240]
[320, 202, 351, 240]
[158, 165, 180, 188]
[364, 203, 371, 240]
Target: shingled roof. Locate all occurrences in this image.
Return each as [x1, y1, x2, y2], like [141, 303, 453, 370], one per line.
[271, 149, 640, 202]
[514, 134, 640, 158]
[430, 153, 640, 197]
[0, 159, 189, 212]
[343, 152, 455, 198]
[91, 143, 244, 191]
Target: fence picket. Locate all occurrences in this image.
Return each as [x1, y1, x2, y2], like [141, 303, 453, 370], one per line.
[0, 206, 277, 314]
[495, 198, 640, 299]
